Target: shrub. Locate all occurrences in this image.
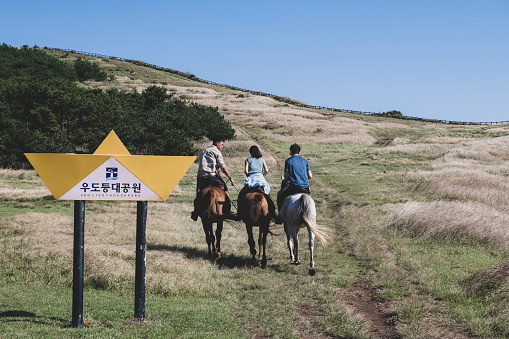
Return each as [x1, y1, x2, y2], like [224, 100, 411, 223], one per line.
[74, 58, 107, 81]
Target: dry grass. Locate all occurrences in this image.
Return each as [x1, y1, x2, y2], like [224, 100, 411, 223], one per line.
[0, 169, 50, 199]
[463, 261, 509, 297]
[386, 201, 509, 251]
[415, 168, 509, 208]
[0, 197, 291, 296]
[376, 143, 450, 156]
[462, 261, 509, 335]
[402, 136, 509, 210]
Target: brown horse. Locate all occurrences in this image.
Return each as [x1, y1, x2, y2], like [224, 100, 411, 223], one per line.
[237, 187, 275, 267]
[195, 186, 233, 259]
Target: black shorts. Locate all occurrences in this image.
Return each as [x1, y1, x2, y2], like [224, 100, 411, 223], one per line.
[197, 176, 228, 192]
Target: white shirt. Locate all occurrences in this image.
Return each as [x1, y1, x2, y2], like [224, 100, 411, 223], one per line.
[197, 145, 226, 178]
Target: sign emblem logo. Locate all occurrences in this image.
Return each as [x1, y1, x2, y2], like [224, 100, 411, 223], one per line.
[106, 167, 118, 180]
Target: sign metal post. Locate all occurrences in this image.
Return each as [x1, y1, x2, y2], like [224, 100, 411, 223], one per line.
[72, 200, 85, 328]
[135, 201, 147, 320]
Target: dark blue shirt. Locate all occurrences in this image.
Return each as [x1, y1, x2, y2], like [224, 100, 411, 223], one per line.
[285, 155, 310, 189]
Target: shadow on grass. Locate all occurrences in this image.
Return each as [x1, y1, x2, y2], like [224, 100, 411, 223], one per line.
[0, 310, 68, 327]
[147, 243, 260, 269]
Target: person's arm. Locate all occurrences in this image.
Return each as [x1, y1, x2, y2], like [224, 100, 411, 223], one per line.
[216, 149, 235, 185]
[223, 167, 235, 186]
[283, 158, 289, 181]
[307, 169, 313, 179]
[262, 159, 269, 176]
[244, 159, 249, 177]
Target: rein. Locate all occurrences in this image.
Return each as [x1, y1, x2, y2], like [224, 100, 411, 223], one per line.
[226, 177, 239, 211]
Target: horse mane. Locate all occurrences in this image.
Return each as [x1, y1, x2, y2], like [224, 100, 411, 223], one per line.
[300, 194, 329, 248]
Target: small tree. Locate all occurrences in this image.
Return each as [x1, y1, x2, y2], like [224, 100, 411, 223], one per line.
[385, 110, 403, 117]
[74, 58, 107, 82]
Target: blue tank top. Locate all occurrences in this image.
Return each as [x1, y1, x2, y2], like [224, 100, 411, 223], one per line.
[247, 157, 264, 174]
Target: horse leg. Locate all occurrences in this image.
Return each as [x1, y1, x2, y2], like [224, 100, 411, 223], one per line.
[308, 227, 316, 276]
[215, 221, 223, 259]
[246, 224, 257, 264]
[284, 224, 295, 264]
[293, 233, 301, 265]
[259, 224, 268, 268]
[202, 220, 214, 258]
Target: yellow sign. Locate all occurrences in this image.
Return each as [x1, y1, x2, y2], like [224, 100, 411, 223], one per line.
[25, 131, 195, 201]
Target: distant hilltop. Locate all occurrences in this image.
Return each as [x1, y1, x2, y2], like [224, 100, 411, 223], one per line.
[43, 46, 509, 126]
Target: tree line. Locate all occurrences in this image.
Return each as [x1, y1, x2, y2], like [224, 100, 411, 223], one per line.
[0, 44, 235, 168]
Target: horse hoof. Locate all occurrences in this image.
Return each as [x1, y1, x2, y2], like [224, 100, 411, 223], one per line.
[309, 268, 316, 276]
[216, 252, 221, 260]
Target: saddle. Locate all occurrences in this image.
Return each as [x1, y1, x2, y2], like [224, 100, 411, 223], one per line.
[238, 185, 266, 202]
[238, 185, 277, 219]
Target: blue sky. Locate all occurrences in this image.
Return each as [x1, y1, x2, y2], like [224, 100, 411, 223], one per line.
[2, 1, 508, 122]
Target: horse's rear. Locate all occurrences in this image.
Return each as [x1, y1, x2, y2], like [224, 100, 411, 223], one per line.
[196, 186, 231, 259]
[238, 188, 273, 267]
[197, 186, 230, 220]
[280, 193, 328, 275]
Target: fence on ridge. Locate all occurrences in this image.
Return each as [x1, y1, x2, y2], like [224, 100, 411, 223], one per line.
[47, 47, 508, 126]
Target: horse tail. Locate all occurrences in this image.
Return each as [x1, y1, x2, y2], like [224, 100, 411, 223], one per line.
[301, 194, 329, 248]
[248, 193, 269, 223]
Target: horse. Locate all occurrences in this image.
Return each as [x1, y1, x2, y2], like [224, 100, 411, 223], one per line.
[237, 186, 275, 268]
[195, 185, 232, 260]
[280, 193, 329, 276]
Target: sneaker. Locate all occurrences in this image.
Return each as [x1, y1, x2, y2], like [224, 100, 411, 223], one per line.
[191, 211, 198, 221]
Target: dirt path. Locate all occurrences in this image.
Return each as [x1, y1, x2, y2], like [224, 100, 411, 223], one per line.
[339, 282, 400, 338]
[234, 124, 475, 338]
[236, 125, 402, 338]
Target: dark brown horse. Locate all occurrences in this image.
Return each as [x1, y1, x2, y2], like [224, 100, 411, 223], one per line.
[237, 187, 275, 267]
[195, 186, 232, 259]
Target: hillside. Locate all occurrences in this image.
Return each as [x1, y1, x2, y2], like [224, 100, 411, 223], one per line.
[1, 48, 509, 338]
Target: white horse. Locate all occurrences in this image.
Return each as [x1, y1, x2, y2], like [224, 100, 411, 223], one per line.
[280, 193, 329, 275]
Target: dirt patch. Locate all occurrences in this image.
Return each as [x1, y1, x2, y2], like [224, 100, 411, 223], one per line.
[293, 303, 330, 339]
[246, 328, 272, 338]
[339, 282, 400, 339]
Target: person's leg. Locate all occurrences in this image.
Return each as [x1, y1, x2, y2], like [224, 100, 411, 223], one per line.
[191, 196, 199, 221]
[191, 179, 203, 221]
[264, 192, 278, 220]
[275, 189, 286, 224]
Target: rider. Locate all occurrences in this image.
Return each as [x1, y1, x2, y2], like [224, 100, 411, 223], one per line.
[243, 145, 270, 194]
[238, 145, 278, 222]
[276, 143, 312, 223]
[191, 137, 238, 221]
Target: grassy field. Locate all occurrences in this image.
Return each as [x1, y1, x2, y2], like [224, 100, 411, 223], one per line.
[2, 50, 509, 338]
